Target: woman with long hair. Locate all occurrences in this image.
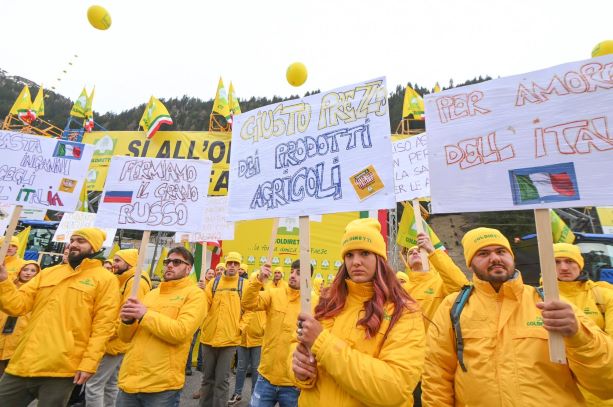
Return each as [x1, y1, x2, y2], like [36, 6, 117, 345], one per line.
[290, 218, 425, 406]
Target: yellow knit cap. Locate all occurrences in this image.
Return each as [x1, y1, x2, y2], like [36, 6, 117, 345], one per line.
[20, 260, 40, 273]
[0, 236, 20, 249]
[72, 227, 107, 252]
[273, 267, 283, 273]
[115, 249, 139, 267]
[225, 251, 242, 264]
[462, 227, 513, 268]
[240, 263, 248, 271]
[553, 243, 584, 270]
[396, 271, 409, 283]
[340, 218, 387, 260]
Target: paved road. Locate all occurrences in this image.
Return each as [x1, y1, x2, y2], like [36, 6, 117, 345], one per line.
[180, 370, 253, 407]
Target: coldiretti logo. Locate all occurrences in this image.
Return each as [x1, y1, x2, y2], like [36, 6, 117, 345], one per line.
[78, 278, 95, 287]
[473, 234, 501, 243]
[342, 236, 373, 245]
[170, 295, 184, 302]
[383, 310, 392, 321]
[424, 288, 434, 295]
[583, 307, 598, 316]
[526, 316, 543, 327]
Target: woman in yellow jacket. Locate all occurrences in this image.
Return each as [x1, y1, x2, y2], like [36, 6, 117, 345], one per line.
[554, 243, 613, 407]
[291, 218, 425, 407]
[0, 260, 40, 375]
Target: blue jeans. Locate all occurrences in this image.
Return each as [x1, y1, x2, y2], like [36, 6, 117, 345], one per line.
[115, 389, 181, 407]
[249, 375, 300, 407]
[186, 329, 204, 371]
[234, 346, 261, 395]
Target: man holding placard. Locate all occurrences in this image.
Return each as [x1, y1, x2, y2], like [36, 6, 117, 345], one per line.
[0, 236, 25, 281]
[0, 227, 120, 406]
[85, 248, 151, 407]
[422, 227, 613, 406]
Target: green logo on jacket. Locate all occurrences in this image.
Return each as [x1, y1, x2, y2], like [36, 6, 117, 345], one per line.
[526, 316, 543, 327]
[78, 278, 95, 287]
[583, 307, 598, 316]
[170, 295, 184, 302]
[424, 288, 434, 295]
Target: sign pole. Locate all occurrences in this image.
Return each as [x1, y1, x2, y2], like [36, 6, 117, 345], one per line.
[534, 208, 566, 364]
[299, 216, 312, 314]
[200, 242, 208, 282]
[130, 230, 151, 298]
[412, 199, 430, 271]
[268, 218, 279, 264]
[0, 206, 23, 263]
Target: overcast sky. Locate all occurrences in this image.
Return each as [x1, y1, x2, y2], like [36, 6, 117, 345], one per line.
[1, 0, 610, 114]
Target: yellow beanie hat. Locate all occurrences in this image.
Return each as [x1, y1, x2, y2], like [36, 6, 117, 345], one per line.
[340, 218, 387, 260]
[72, 228, 107, 252]
[553, 243, 584, 270]
[240, 263, 248, 271]
[115, 249, 139, 267]
[396, 271, 409, 283]
[225, 251, 242, 264]
[20, 260, 41, 273]
[462, 227, 513, 268]
[273, 267, 283, 273]
[0, 236, 20, 249]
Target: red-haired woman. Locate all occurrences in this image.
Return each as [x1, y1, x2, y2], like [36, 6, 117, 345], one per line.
[290, 218, 425, 406]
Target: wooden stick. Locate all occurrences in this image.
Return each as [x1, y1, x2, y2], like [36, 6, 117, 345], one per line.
[268, 218, 279, 264]
[199, 242, 208, 282]
[130, 230, 151, 298]
[0, 205, 22, 264]
[534, 208, 566, 364]
[299, 216, 312, 314]
[412, 199, 430, 271]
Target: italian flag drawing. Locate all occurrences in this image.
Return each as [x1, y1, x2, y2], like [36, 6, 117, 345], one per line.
[510, 163, 580, 205]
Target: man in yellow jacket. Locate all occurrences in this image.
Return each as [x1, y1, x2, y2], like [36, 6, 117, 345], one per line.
[85, 248, 152, 407]
[0, 227, 120, 406]
[270, 267, 288, 289]
[1, 236, 25, 280]
[115, 246, 206, 406]
[242, 259, 315, 407]
[199, 251, 245, 407]
[553, 242, 613, 407]
[423, 227, 613, 407]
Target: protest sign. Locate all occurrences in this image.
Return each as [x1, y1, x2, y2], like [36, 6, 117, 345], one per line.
[0, 204, 47, 234]
[392, 133, 430, 201]
[228, 77, 396, 221]
[0, 131, 93, 211]
[424, 55, 613, 214]
[95, 156, 212, 232]
[173, 196, 235, 242]
[53, 211, 116, 247]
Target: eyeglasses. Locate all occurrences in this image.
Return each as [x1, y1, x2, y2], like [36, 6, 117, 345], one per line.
[163, 258, 191, 267]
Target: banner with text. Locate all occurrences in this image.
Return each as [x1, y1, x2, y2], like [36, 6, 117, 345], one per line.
[53, 211, 116, 247]
[228, 77, 396, 220]
[95, 156, 212, 231]
[174, 196, 235, 242]
[392, 133, 430, 201]
[0, 131, 94, 211]
[82, 131, 230, 196]
[424, 56, 613, 213]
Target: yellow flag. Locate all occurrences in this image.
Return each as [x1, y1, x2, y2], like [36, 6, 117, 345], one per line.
[70, 88, 89, 118]
[16, 227, 31, 258]
[433, 82, 441, 93]
[153, 246, 169, 279]
[84, 86, 95, 132]
[139, 96, 173, 139]
[213, 77, 231, 119]
[31, 87, 45, 118]
[10, 86, 34, 123]
[228, 82, 241, 117]
[551, 210, 575, 243]
[397, 204, 444, 249]
[402, 86, 425, 119]
[109, 242, 120, 257]
[77, 184, 89, 212]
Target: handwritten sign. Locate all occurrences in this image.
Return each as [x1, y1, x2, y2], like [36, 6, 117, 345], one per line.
[173, 196, 235, 242]
[228, 77, 395, 221]
[95, 156, 212, 232]
[53, 211, 116, 247]
[424, 55, 613, 213]
[0, 131, 94, 211]
[392, 133, 430, 201]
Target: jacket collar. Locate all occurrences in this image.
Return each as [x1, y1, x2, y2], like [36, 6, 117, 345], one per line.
[72, 257, 104, 272]
[408, 270, 437, 283]
[346, 279, 374, 302]
[117, 267, 135, 286]
[159, 275, 193, 293]
[558, 279, 591, 296]
[473, 270, 524, 300]
[286, 286, 300, 302]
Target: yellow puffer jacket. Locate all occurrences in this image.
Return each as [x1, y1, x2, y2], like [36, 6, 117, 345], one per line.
[291, 280, 425, 407]
[558, 280, 613, 407]
[423, 272, 613, 406]
[200, 274, 242, 347]
[0, 279, 28, 361]
[105, 269, 152, 355]
[5, 255, 25, 281]
[271, 279, 288, 290]
[403, 250, 469, 328]
[117, 276, 206, 393]
[239, 309, 266, 347]
[0, 259, 120, 377]
[242, 280, 310, 386]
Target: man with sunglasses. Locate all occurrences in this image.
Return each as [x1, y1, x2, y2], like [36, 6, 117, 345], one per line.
[114, 246, 207, 406]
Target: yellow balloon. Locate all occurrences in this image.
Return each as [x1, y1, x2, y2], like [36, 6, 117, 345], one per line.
[591, 40, 613, 57]
[87, 5, 112, 30]
[286, 62, 308, 87]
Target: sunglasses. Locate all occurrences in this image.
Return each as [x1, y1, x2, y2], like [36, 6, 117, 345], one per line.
[162, 258, 191, 267]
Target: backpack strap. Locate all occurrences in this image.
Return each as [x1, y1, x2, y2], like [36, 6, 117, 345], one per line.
[211, 275, 244, 298]
[120, 273, 152, 296]
[237, 276, 244, 298]
[450, 285, 474, 373]
[212, 275, 222, 297]
[535, 286, 545, 301]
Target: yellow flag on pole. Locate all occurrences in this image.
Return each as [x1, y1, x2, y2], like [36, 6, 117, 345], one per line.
[397, 204, 444, 249]
[10, 85, 34, 124]
[139, 96, 173, 139]
[70, 88, 89, 118]
[153, 246, 169, 279]
[551, 210, 575, 243]
[31, 87, 45, 118]
[402, 86, 425, 119]
[16, 227, 31, 258]
[213, 77, 231, 119]
[109, 242, 120, 257]
[433, 82, 441, 93]
[228, 82, 241, 118]
[84, 86, 95, 132]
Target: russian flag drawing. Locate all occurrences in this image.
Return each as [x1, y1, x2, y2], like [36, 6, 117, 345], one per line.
[509, 162, 580, 206]
[103, 191, 133, 204]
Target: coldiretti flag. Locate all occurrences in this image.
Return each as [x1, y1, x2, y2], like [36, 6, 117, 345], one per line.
[139, 96, 173, 139]
[70, 88, 89, 118]
[397, 203, 444, 249]
[10, 85, 34, 124]
[77, 184, 89, 213]
[213, 77, 231, 119]
[31, 87, 45, 118]
[228, 82, 241, 122]
[153, 246, 169, 279]
[84, 86, 95, 132]
[402, 86, 425, 119]
[551, 210, 575, 243]
[16, 226, 31, 258]
[510, 163, 579, 205]
[433, 82, 441, 93]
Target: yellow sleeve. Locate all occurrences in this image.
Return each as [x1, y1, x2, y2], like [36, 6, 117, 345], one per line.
[429, 250, 469, 295]
[117, 320, 139, 343]
[239, 310, 255, 333]
[597, 287, 613, 336]
[77, 277, 121, 373]
[311, 310, 425, 406]
[139, 289, 207, 345]
[241, 279, 271, 312]
[0, 274, 40, 316]
[564, 310, 613, 400]
[422, 296, 458, 407]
